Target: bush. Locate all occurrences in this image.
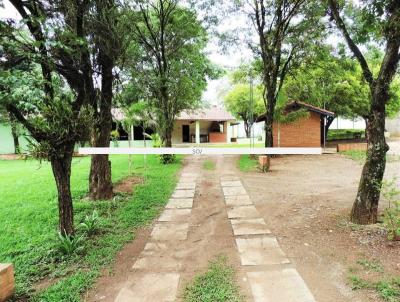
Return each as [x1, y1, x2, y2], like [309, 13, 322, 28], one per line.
[55, 233, 85, 256]
[80, 210, 101, 236]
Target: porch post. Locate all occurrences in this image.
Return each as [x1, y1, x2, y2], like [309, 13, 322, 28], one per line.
[226, 121, 231, 143]
[195, 120, 200, 144]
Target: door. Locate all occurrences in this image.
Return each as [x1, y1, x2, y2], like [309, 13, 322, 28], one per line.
[182, 125, 190, 143]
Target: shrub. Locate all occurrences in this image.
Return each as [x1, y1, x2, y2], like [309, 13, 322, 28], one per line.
[55, 233, 85, 256]
[80, 210, 101, 236]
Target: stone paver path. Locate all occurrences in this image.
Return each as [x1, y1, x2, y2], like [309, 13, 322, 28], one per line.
[109, 156, 316, 302]
[220, 174, 316, 302]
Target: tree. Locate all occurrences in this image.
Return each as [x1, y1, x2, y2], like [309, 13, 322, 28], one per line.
[283, 47, 400, 138]
[240, 0, 324, 147]
[224, 84, 264, 137]
[127, 0, 215, 147]
[2, 0, 126, 234]
[328, 0, 400, 224]
[0, 32, 89, 236]
[88, 0, 127, 200]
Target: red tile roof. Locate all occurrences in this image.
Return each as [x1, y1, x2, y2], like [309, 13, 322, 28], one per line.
[256, 101, 334, 122]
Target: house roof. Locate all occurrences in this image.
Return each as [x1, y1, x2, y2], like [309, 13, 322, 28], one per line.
[112, 106, 236, 122]
[256, 101, 334, 122]
[176, 106, 235, 121]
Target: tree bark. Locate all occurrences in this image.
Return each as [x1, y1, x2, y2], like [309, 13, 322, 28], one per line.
[9, 115, 20, 154]
[351, 100, 388, 224]
[50, 147, 74, 236]
[244, 120, 250, 138]
[89, 50, 114, 200]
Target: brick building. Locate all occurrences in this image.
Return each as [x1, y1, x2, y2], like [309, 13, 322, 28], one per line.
[256, 101, 335, 147]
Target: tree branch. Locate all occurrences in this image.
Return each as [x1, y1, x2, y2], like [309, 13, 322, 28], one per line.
[328, 0, 374, 86]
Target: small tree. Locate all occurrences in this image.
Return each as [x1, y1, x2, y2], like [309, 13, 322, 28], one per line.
[224, 84, 264, 138]
[238, 0, 325, 147]
[127, 0, 215, 147]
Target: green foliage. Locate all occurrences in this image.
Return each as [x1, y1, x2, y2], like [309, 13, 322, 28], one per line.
[283, 46, 400, 120]
[349, 275, 370, 290]
[224, 83, 264, 122]
[79, 210, 101, 237]
[0, 155, 181, 299]
[55, 233, 85, 256]
[382, 178, 400, 241]
[238, 155, 258, 172]
[125, 2, 218, 143]
[348, 275, 400, 302]
[183, 255, 243, 302]
[356, 258, 383, 273]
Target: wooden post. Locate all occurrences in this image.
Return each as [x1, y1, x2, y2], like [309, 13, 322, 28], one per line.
[0, 264, 14, 302]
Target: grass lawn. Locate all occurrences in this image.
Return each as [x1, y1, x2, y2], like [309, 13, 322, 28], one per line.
[0, 155, 181, 301]
[202, 160, 216, 170]
[238, 155, 259, 172]
[183, 255, 243, 302]
[341, 150, 400, 163]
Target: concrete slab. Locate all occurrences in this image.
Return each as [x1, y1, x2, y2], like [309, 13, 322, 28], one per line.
[115, 273, 180, 302]
[223, 186, 247, 196]
[176, 182, 196, 189]
[220, 180, 242, 187]
[247, 269, 315, 302]
[132, 256, 182, 270]
[220, 175, 239, 181]
[235, 237, 290, 265]
[227, 206, 259, 219]
[172, 189, 195, 198]
[158, 209, 191, 222]
[166, 198, 193, 209]
[181, 173, 198, 178]
[224, 195, 252, 206]
[230, 218, 271, 236]
[179, 177, 197, 183]
[151, 223, 189, 241]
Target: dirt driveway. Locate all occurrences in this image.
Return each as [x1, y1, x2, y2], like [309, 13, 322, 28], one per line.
[86, 153, 399, 302]
[242, 153, 400, 302]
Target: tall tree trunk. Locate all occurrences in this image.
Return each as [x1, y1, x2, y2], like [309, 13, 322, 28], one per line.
[89, 51, 113, 200]
[350, 95, 389, 224]
[51, 146, 74, 236]
[264, 113, 274, 147]
[244, 120, 250, 138]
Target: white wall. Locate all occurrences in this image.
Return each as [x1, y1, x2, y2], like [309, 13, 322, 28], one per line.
[330, 117, 366, 130]
[386, 114, 400, 137]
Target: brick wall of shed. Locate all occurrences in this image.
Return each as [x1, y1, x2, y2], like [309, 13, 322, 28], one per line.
[273, 112, 321, 147]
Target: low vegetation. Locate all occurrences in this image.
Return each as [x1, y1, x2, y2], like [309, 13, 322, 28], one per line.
[348, 256, 400, 302]
[203, 160, 216, 170]
[327, 129, 365, 141]
[238, 155, 258, 172]
[0, 155, 181, 301]
[183, 255, 243, 302]
[340, 150, 400, 163]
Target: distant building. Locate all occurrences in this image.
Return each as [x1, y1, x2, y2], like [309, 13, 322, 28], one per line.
[256, 101, 335, 147]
